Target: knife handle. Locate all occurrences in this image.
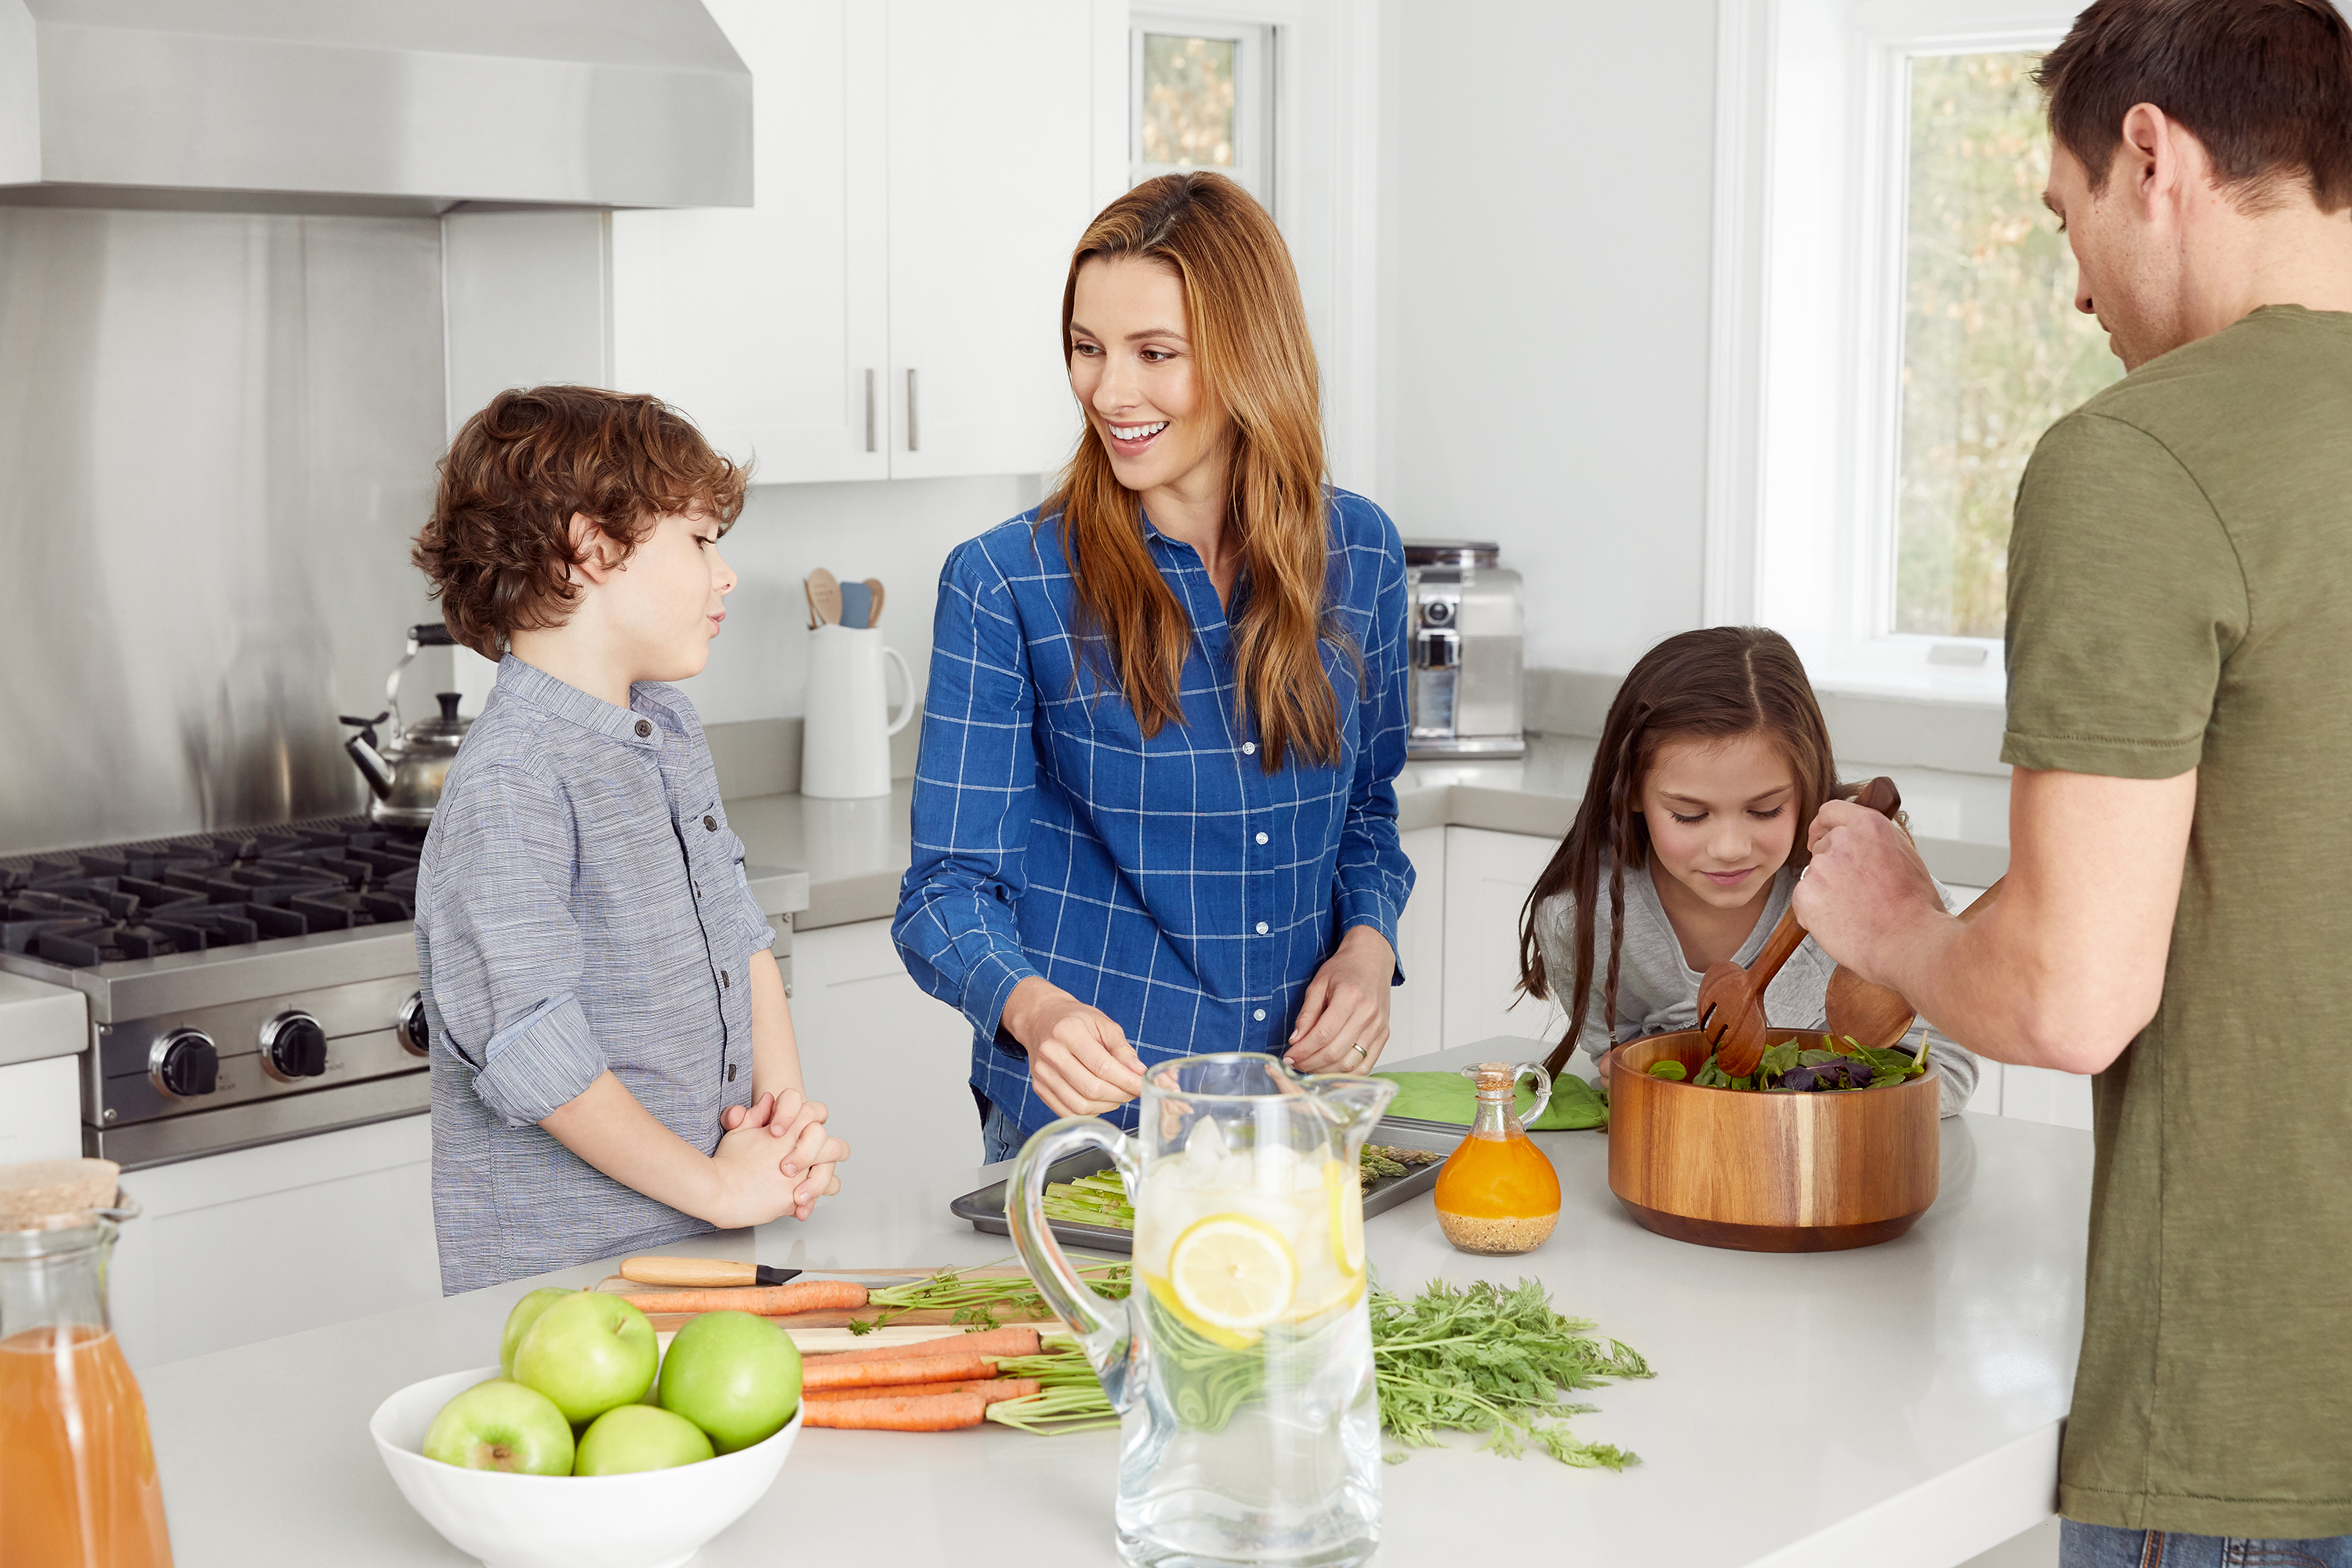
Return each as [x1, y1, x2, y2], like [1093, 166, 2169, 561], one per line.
[619, 1256, 753, 1288]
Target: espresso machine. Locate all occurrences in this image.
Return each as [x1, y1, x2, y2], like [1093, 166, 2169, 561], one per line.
[1404, 539, 1524, 759]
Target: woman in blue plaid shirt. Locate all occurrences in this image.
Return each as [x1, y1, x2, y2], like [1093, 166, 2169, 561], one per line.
[892, 173, 1415, 1161]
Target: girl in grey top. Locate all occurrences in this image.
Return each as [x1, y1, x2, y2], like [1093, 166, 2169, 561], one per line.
[1517, 626, 1979, 1117]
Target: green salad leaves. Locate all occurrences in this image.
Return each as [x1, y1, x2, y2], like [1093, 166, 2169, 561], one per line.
[1657, 1033, 1926, 1093]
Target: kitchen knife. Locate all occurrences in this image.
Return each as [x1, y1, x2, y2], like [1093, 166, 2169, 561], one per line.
[619, 1256, 804, 1289]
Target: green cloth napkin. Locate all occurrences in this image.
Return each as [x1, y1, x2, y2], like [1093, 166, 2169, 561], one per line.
[1374, 1070, 1608, 1131]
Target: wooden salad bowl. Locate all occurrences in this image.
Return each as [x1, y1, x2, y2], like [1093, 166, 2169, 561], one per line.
[1607, 1026, 1939, 1253]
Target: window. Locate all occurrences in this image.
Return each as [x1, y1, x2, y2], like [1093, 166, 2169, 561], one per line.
[1893, 52, 2121, 641]
[1710, 2, 2114, 701]
[1131, 16, 1274, 205]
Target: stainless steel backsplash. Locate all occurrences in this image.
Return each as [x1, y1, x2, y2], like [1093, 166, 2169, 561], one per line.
[0, 208, 447, 855]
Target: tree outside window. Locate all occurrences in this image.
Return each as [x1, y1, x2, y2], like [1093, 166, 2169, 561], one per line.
[1894, 52, 2121, 640]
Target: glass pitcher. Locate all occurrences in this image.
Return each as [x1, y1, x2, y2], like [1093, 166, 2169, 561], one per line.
[0, 1197, 174, 1568]
[1009, 1052, 1396, 1568]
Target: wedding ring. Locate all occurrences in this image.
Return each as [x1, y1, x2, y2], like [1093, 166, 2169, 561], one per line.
[1350, 1044, 1367, 1057]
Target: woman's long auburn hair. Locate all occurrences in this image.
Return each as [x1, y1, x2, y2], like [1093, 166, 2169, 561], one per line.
[1042, 172, 1340, 772]
[1516, 628, 1850, 1068]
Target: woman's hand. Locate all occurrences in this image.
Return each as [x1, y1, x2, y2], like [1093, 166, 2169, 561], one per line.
[1286, 927, 1395, 1074]
[1002, 977, 1147, 1117]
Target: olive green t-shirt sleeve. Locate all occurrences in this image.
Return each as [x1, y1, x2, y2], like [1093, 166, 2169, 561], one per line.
[2002, 412, 2248, 779]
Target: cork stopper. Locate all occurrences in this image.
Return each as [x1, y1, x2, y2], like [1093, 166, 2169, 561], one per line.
[0, 1159, 121, 1231]
[1466, 1062, 1515, 1096]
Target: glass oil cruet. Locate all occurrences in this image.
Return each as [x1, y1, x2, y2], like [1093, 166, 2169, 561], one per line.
[1432, 1061, 1562, 1255]
[0, 1162, 174, 1568]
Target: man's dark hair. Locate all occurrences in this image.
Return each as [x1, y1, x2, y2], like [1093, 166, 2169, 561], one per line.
[2037, 0, 2352, 212]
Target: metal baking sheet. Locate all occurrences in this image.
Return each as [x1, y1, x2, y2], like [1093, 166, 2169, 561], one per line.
[949, 1119, 1465, 1256]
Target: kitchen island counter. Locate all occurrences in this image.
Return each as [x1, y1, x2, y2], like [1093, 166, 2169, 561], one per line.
[140, 1040, 2086, 1568]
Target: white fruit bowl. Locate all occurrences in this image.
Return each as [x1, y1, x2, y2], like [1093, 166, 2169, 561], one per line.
[370, 1366, 801, 1568]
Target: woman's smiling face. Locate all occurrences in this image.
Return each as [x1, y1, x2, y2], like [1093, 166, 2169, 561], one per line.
[1067, 256, 1233, 495]
[1638, 731, 1802, 913]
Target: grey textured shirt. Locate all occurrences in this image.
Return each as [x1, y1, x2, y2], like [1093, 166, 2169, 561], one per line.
[416, 655, 774, 1294]
[1533, 860, 1979, 1116]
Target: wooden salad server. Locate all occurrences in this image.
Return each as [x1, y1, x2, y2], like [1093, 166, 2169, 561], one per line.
[1696, 777, 1905, 1079]
[1824, 874, 2007, 1059]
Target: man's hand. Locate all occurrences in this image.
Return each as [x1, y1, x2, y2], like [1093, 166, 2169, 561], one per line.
[1789, 799, 1949, 987]
[1286, 927, 1395, 1074]
[1002, 977, 1146, 1117]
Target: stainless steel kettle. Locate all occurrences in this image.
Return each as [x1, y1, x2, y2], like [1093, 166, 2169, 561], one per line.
[341, 623, 471, 826]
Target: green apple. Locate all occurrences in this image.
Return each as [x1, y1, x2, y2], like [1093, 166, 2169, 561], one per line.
[499, 1288, 575, 1379]
[572, 1403, 714, 1475]
[422, 1379, 574, 1475]
[657, 1309, 802, 1453]
[511, 1292, 659, 1425]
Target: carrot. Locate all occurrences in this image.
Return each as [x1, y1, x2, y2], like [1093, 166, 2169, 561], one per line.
[801, 1390, 988, 1431]
[805, 1377, 1040, 1406]
[801, 1325, 1042, 1367]
[620, 1279, 868, 1317]
[800, 1352, 996, 1392]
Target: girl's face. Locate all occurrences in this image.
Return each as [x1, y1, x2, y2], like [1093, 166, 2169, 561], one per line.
[1637, 731, 1802, 912]
[1066, 256, 1234, 496]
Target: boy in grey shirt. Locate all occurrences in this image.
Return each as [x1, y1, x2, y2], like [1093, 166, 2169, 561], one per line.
[412, 386, 848, 1293]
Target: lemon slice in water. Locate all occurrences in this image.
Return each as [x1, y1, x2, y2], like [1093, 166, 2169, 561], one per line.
[1327, 1156, 1367, 1276]
[1167, 1214, 1299, 1332]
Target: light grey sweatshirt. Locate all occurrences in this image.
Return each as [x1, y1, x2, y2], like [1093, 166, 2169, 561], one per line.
[1532, 860, 1979, 1117]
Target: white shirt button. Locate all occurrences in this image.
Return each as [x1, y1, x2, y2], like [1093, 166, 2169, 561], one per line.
[1254, 1009, 1266, 1021]
[1255, 921, 1269, 935]
[1242, 742, 1257, 754]
[1255, 832, 1268, 844]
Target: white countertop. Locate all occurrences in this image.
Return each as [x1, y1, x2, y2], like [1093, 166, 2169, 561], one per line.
[0, 969, 88, 1066]
[138, 1040, 2085, 1568]
[729, 736, 2013, 932]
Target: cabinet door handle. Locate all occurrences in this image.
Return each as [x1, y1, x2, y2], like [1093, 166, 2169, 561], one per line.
[906, 367, 919, 452]
[864, 368, 876, 453]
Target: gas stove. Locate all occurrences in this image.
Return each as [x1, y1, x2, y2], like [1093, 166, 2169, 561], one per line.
[0, 818, 436, 1169]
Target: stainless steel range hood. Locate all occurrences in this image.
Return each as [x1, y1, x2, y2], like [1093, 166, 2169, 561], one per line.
[0, 0, 750, 216]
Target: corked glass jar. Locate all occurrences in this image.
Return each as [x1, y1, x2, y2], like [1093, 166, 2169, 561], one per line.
[1432, 1062, 1562, 1255]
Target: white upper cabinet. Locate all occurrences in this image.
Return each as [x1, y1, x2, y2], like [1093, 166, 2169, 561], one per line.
[612, 0, 1119, 485]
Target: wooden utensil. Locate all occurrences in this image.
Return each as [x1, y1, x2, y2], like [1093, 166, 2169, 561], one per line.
[1824, 875, 2007, 1056]
[1607, 1025, 1940, 1252]
[805, 568, 841, 629]
[1696, 776, 1905, 1078]
[862, 577, 884, 624]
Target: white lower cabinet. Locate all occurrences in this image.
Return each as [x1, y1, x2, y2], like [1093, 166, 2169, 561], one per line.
[1384, 827, 1446, 1062]
[785, 917, 982, 1157]
[109, 1113, 439, 1370]
[0, 1054, 82, 1164]
[1438, 827, 1560, 1053]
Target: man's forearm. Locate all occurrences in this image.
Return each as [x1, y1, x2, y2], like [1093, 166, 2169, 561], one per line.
[746, 948, 804, 1103]
[540, 1071, 717, 1219]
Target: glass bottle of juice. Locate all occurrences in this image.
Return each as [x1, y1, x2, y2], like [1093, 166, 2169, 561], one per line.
[1433, 1061, 1562, 1255]
[0, 1185, 173, 1568]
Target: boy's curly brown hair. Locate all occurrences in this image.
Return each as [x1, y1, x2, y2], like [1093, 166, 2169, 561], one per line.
[414, 386, 750, 658]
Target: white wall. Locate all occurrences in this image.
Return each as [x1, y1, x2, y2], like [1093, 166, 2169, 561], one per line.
[686, 473, 1040, 724]
[1376, 0, 1719, 673]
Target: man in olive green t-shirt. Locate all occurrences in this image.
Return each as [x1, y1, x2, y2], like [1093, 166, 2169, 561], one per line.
[1795, 0, 2352, 1557]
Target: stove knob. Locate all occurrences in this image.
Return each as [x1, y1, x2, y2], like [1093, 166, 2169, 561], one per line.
[260, 1011, 329, 1080]
[395, 991, 430, 1058]
[150, 1029, 220, 1099]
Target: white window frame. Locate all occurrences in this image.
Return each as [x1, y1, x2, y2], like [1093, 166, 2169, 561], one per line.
[1131, 13, 1277, 209]
[1707, 0, 2089, 704]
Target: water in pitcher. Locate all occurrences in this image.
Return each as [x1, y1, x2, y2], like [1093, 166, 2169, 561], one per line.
[1121, 1115, 1381, 1566]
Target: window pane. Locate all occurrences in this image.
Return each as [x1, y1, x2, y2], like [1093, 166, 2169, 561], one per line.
[1142, 34, 1236, 168]
[1894, 52, 2121, 639]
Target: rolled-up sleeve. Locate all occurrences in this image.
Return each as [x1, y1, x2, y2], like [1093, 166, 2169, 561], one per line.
[1330, 506, 1415, 964]
[893, 542, 1044, 1041]
[421, 763, 606, 1127]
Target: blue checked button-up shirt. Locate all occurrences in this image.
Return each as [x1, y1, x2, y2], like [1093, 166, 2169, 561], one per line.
[893, 488, 1415, 1140]
[416, 655, 773, 1294]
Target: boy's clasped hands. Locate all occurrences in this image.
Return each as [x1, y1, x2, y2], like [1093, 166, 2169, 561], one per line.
[715, 1088, 848, 1225]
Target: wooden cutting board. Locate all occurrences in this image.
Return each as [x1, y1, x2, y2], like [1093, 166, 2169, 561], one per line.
[593, 1266, 1057, 1334]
